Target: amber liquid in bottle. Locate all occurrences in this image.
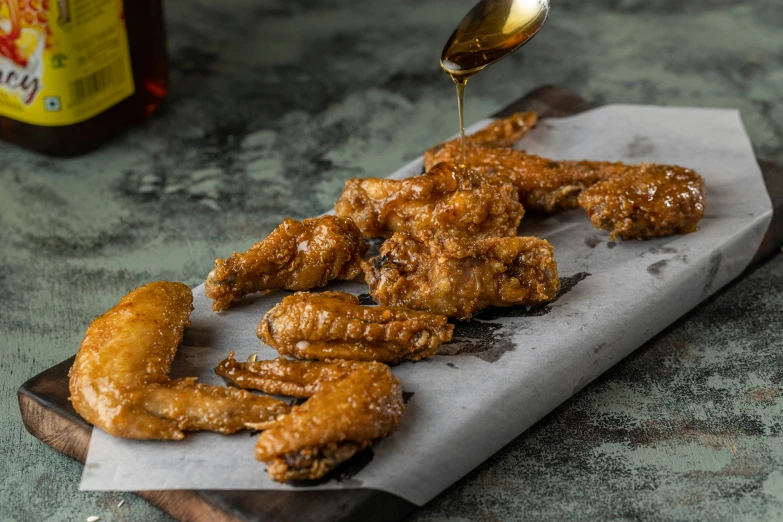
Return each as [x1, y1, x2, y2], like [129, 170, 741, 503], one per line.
[0, 0, 168, 156]
[441, 0, 548, 166]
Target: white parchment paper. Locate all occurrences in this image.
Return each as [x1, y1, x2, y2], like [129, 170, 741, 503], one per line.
[81, 105, 773, 506]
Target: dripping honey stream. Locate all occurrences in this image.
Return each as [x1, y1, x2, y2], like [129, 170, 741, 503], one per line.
[440, 0, 549, 167]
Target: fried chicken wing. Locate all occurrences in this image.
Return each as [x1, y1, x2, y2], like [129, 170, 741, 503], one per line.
[334, 162, 523, 240]
[425, 113, 708, 233]
[216, 354, 403, 482]
[363, 232, 559, 320]
[205, 215, 368, 311]
[578, 164, 705, 240]
[69, 282, 290, 440]
[424, 111, 538, 154]
[426, 144, 627, 214]
[423, 112, 633, 213]
[256, 291, 453, 364]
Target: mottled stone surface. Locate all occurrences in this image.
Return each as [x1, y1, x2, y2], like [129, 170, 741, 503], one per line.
[2, 0, 782, 520]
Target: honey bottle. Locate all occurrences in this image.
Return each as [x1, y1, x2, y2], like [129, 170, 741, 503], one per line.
[0, 0, 167, 156]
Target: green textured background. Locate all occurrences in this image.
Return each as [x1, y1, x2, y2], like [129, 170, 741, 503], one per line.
[2, 0, 782, 520]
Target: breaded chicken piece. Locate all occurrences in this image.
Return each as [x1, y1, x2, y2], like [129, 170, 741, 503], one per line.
[256, 291, 453, 364]
[425, 115, 705, 221]
[69, 282, 289, 440]
[216, 355, 403, 482]
[205, 216, 368, 311]
[423, 112, 634, 213]
[363, 232, 560, 320]
[578, 164, 705, 240]
[335, 162, 524, 240]
[426, 143, 627, 214]
[424, 112, 538, 158]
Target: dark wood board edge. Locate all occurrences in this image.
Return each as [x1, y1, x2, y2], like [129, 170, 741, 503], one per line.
[754, 159, 783, 264]
[18, 358, 414, 522]
[17, 85, 783, 522]
[492, 84, 596, 119]
[18, 358, 244, 522]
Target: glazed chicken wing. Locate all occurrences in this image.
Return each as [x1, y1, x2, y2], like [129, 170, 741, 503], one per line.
[424, 112, 633, 213]
[363, 232, 559, 320]
[216, 355, 403, 482]
[440, 148, 628, 214]
[205, 215, 368, 311]
[256, 291, 453, 364]
[334, 162, 523, 240]
[426, 143, 627, 214]
[69, 282, 290, 440]
[424, 111, 538, 153]
[425, 115, 705, 225]
[578, 164, 705, 240]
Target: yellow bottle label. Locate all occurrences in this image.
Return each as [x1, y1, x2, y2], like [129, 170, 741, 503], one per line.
[0, 0, 134, 126]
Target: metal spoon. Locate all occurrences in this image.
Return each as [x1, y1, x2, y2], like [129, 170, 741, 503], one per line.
[441, 0, 550, 78]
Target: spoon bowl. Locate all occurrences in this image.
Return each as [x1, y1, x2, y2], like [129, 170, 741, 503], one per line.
[441, 0, 550, 77]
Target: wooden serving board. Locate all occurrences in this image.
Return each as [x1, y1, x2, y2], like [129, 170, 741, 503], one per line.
[18, 86, 783, 522]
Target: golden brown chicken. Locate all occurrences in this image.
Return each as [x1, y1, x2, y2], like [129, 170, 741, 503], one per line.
[205, 215, 368, 311]
[257, 291, 454, 364]
[425, 111, 538, 153]
[363, 232, 560, 320]
[578, 164, 706, 240]
[424, 112, 630, 213]
[334, 162, 523, 240]
[69, 282, 290, 440]
[425, 115, 706, 223]
[216, 354, 403, 482]
[432, 148, 629, 214]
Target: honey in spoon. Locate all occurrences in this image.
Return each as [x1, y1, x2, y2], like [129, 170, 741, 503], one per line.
[441, 0, 550, 166]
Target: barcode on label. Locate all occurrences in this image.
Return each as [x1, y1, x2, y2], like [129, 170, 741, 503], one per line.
[69, 60, 125, 106]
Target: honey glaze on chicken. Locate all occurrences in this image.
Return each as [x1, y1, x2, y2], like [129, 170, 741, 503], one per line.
[205, 215, 368, 311]
[364, 232, 559, 320]
[578, 163, 705, 240]
[69, 282, 290, 440]
[424, 111, 537, 161]
[425, 112, 707, 232]
[425, 112, 629, 214]
[257, 291, 454, 364]
[216, 355, 403, 482]
[335, 161, 524, 240]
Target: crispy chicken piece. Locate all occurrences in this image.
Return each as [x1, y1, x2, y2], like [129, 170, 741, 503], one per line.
[425, 111, 538, 153]
[424, 112, 632, 213]
[256, 291, 454, 364]
[426, 143, 627, 214]
[205, 215, 368, 311]
[334, 162, 523, 240]
[578, 164, 706, 240]
[425, 113, 707, 228]
[69, 282, 290, 440]
[216, 355, 403, 482]
[363, 232, 559, 320]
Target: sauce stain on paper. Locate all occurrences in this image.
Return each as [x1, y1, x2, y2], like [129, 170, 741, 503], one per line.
[585, 236, 601, 248]
[647, 259, 669, 276]
[625, 135, 655, 158]
[441, 273, 591, 363]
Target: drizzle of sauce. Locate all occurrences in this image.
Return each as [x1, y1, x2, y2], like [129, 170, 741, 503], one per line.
[454, 76, 468, 166]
